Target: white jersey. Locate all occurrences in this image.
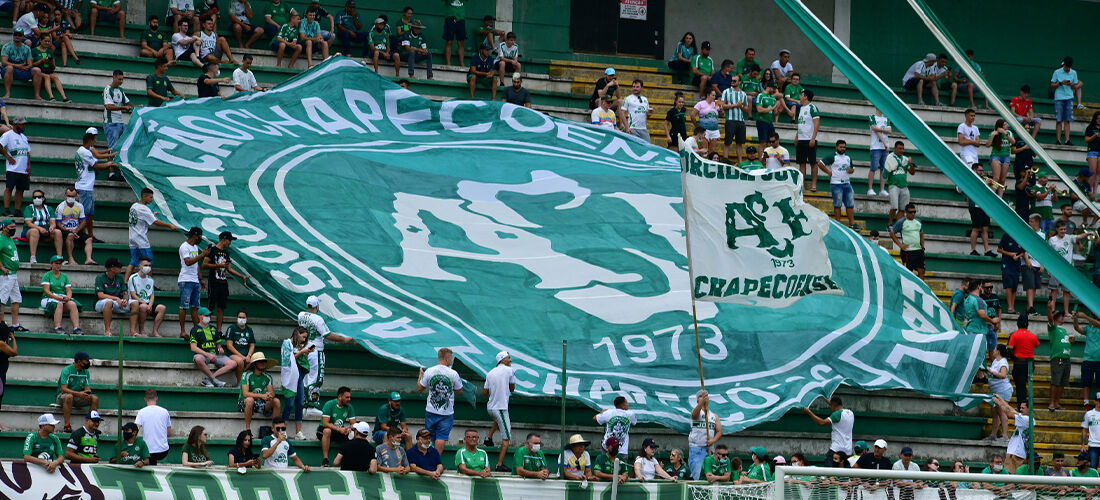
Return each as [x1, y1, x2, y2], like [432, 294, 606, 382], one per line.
[74, 147, 97, 191]
[0, 130, 30, 174]
[957, 123, 980, 164]
[869, 114, 890, 151]
[1084, 409, 1100, 447]
[297, 311, 331, 349]
[621, 94, 650, 130]
[1007, 413, 1030, 458]
[128, 202, 156, 249]
[171, 32, 194, 58]
[1049, 234, 1078, 264]
[829, 408, 854, 455]
[128, 273, 155, 303]
[826, 153, 852, 185]
[596, 408, 637, 453]
[687, 410, 718, 448]
[233, 67, 258, 91]
[13, 13, 37, 35]
[892, 459, 919, 471]
[102, 85, 129, 124]
[770, 60, 793, 78]
[177, 241, 201, 283]
[198, 30, 218, 58]
[419, 364, 463, 416]
[134, 404, 172, 453]
[260, 435, 296, 469]
[484, 364, 516, 411]
[989, 357, 1012, 394]
[902, 60, 925, 85]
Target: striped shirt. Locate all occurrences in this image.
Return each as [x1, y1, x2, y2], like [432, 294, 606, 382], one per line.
[102, 85, 129, 124]
[721, 88, 748, 121]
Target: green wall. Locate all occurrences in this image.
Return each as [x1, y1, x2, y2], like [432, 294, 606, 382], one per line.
[850, 0, 1100, 101]
[512, 0, 571, 60]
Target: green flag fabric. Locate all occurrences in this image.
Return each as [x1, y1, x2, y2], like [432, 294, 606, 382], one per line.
[118, 57, 982, 433]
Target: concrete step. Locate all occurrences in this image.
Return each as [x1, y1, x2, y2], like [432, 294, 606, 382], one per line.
[13, 260, 252, 296]
[4, 305, 295, 339]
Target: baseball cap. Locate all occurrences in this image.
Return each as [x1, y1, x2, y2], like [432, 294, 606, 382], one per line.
[218, 231, 237, 241]
[512, 72, 521, 80]
[1029, 213, 1042, 220]
[87, 410, 103, 421]
[374, 17, 384, 24]
[745, 146, 758, 154]
[38, 413, 60, 426]
[74, 351, 90, 361]
[923, 53, 936, 62]
[12, 117, 25, 125]
[604, 437, 620, 449]
[874, 439, 888, 449]
[186, 226, 203, 237]
[353, 421, 371, 435]
[774, 455, 787, 464]
[495, 351, 510, 364]
[641, 437, 659, 449]
[604, 68, 615, 76]
[389, 391, 401, 401]
[750, 446, 767, 457]
[1079, 452, 1090, 461]
[779, 49, 791, 55]
[306, 295, 320, 308]
[344, 0, 354, 6]
[601, 94, 614, 102]
[479, 42, 491, 51]
[50, 255, 64, 263]
[900, 446, 913, 455]
[0, 218, 12, 228]
[85, 127, 99, 135]
[104, 257, 122, 269]
[701, 41, 711, 50]
[12, 28, 23, 36]
[853, 440, 869, 452]
[122, 422, 139, 432]
[197, 307, 212, 315]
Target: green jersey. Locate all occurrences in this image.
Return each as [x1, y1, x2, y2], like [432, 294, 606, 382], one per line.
[756, 93, 778, 123]
[691, 54, 714, 77]
[747, 462, 771, 481]
[145, 74, 175, 107]
[182, 443, 209, 463]
[0, 233, 18, 274]
[32, 47, 54, 73]
[455, 447, 489, 471]
[141, 29, 168, 50]
[703, 455, 731, 476]
[265, 1, 289, 26]
[41, 271, 71, 297]
[979, 465, 1010, 486]
[225, 325, 255, 354]
[442, 0, 465, 19]
[735, 57, 758, 76]
[241, 371, 271, 397]
[376, 403, 406, 430]
[402, 32, 427, 51]
[989, 130, 1013, 157]
[1049, 325, 1072, 359]
[741, 77, 762, 95]
[368, 29, 389, 51]
[94, 272, 126, 299]
[317, 399, 356, 432]
[1031, 185, 1054, 219]
[276, 23, 298, 42]
[784, 83, 805, 101]
[593, 453, 625, 476]
[1014, 464, 1042, 475]
[57, 363, 90, 396]
[1073, 467, 1099, 478]
[513, 446, 548, 472]
[116, 438, 150, 465]
[738, 160, 765, 172]
[962, 294, 987, 334]
[67, 426, 100, 458]
[1084, 325, 1100, 362]
[720, 88, 748, 121]
[884, 153, 911, 188]
[22, 431, 62, 461]
[189, 324, 223, 354]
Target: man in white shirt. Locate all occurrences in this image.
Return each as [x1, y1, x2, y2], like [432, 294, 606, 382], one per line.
[417, 347, 464, 455]
[868, 108, 891, 196]
[0, 117, 31, 217]
[594, 396, 637, 458]
[102, 70, 132, 176]
[171, 20, 201, 67]
[770, 49, 793, 88]
[1083, 392, 1100, 467]
[804, 396, 855, 462]
[128, 257, 167, 337]
[688, 390, 722, 480]
[1048, 221, 1097, 315]
[620, 79, 651, 142]
[957, 108, 980, 166]
[901, 53, 936, 104]
[134, 388, 171, 464]
[233, 55, 266, 93]
[298, 294, 353, 415]
[74, 127, 118, 244]
[127, 187, 177, 280]
[482, 350, 516, 472]
[176, 227, 210, 339]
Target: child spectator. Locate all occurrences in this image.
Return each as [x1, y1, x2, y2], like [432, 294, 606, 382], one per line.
[299, 9, 328, 68]
[667, 32, 695, 84]
[494, 32, 520, 87]
[1011, 85, 1041, 138]
[818, 140, 856, 228]
[890, 203, 926, 279]
[272, 12, 303, 68]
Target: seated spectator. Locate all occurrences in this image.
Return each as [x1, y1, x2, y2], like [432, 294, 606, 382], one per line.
[56, 352, 96, 432]
[42, 256, 83, 335]
[901, 53, 936, 104]
[89, 0, 125, 38]
[167, 0, 198, 32]
[299, 9, 328, 68]
[495, 32, 520, 87]
[2, 28, 44, 100]
[305, 1, 335, 42]
[23, 413, 64, 473]
[704, 444, 733, 483]
[691, 41, 714, 99]
[262, 417, 312, 471]
[588, 68, 619, 110]
[334, 421, 377, 472]
[455, 429, 491, 478]
[951, 49, 984, 109]
[197, 61, 228, 98]
[272, 11, 303, 69]
[475, 15, 504, 51]
[501, 73, 530, 108]
[65, 411, 102, 463]
[561, 434, 594, 480]
[224, 308, 254, 381]
[239, 351, 281, 432]
[229, 0, 264, 48]
[147, 58, 184, 107]
[233, 55, 265, 92]
[710, 59, 734, 96]
[930, 54, 954, 106]
[95, 257, 135, 335]
[399, 19, 432, 79]
[23, 189, 61, 263]
[262, 0, 293, 39]
[373, 391, 407, 446]
[593, 437, 628, 483]
[664, 448, 689, 480]
[634, 438, 676, 481]
[49, 8, 79, 66]
[197, 17, 238, 65]
[468, 42, 496, 100]
[770, 49, 793, 88]
[57, 0, 82, 32]
[318, 386, 356, 467]
[182, 425, 214, 467]
[1052, 57, 1085, 146]
[16, 7, 54, 47]
[334, 2, 366, 56]
[515, 432, 550, 480]
[397, 78, 409, 89]
[667, 32, 696, 84]
[1011, 85, 1041, 138]
[366, 17, 399, 75]
[128, 258, 168, 337]
[591, 94, 617, 129]
[736, 47, 757, 76]
[189, 306, 237, 387]
[783, 73, 804, 120]
[171, 20, 201, 67]
[408, 428, 444, 480]
[110, 422, 149, 467]
[376, 426, 410, 474]
[228, 430, 259, 468]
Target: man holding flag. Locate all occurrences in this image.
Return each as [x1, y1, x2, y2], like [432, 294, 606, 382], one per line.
[298, 295, 353, 416]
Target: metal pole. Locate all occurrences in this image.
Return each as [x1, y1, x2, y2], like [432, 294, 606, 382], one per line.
[560, 339, 567, 473]
[117, 322, 124, 456]
[610, 458, 620, 500]
[680, 151, 710, 446]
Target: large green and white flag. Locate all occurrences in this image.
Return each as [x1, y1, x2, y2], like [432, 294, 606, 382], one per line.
[119, 57, 983, 434]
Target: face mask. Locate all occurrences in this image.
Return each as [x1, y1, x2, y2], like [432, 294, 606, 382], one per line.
[123, 431, 134, 440]
[531, 443, 541, 452]
[141, 265, 152, 274]
[32, 198, 42, 206]
[992, 464, 1003, 472]
[66, 196, 75, 205]
[419, 441, 430, 449]
[201, 316, 211, 324]
[392, 439, 401, 447]
[237, 318, 247, 327]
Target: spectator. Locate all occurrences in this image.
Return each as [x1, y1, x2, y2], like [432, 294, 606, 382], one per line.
[782, 72, 805, 120]
[166, 0, 196, 31]
[594, 437, 629, 483]
[110, 422, 149, 467]
[733, 47, 755, 76]
[1047, 307, 1073, 411]
[95, 257, 135, 336]
[1011, 85, 1041, 138]
[49, 9, 78, 67]
[595, 395, 636, 459]
[298, 9, 327, 68]
[334, 2, 365, 57]
[702, 444, 731, 483]
[128, 258, 167, 337]
[1052, 56, 1084, 145]
[901, 53, 936, 105]
[634, 437, 675, 481]
[15, 7, 52, 47]
[394, 5, 413, 43]
[262, 417, 311, 471]
[664, 448, 689, 480]
[440, 0, 466, 67]
[1071, 169, 1096, 225]
[229, 0, 263, 48]
[147, 58, 184, 107]
[847, 442, 867, 466]
[181, 425, 213, 467]
[140, 15, 173, 61]
[467, 42, 496, 100]
[984, 119, 1013, 196]
[23, 413, 63, 473]
[197, 62, 228, 98]
[741, 64, 762, 111]
[102, 70, 131, 157]
[977, 454, 1011, 495]
[690, 41, 714, 99]
[75, 127, 118, 243]
[929, 53, 954, 106]
[710, 59, 734, 95]
[1031, 174, 1056, 235]
[966, 165, 994, 257]
[692, 89, 721, 152]
[56, 354, 98, 435]
[818, 140, 856, 227]
[1007, 313, 1038, 396]
[0, 321, 14, 431]
[32, 34, 67, 102]
[272, 11, 303, 68]
[417, 347, 463, 455]
[57, 0, 82, 32]
[482, 350, 515, 471]
[262, 0, 292, 36]
[515, 432, 550, 480]
[298, 295, 353, 414]
[1050, 452, 1071, 481]
[228, 430, 258, 468]
[134, 388, 171, 465]
[1013, 166, 1034, 221]
[367, 17, 400, 75]
[1073, 453, 1098, 483]
[688, 390, 722, 480]
[761, 133, 789, 172]
[501, 72, 530, 108]
[803, 395, 854, 464]
[89, 0, 125, 37]
[720, 76, 749, 162]
[1077, 312, 1100, 410]
[957, 108, 980, 166]
[997, 232, 1023, 314]
[890, 203, 926, 279]
[949, 278, 969, 323]
[233, 55, 266, 92]
[741, 446, 771, 482]
[171, 20, 201, 67]
[561, 434, 594, 480]
[65, 410, 102, 463]
[280, 326, 310, 440]
[884, 141, 916, 227]
[1088, 113, 1100, 192]
[334, 421, 376, 471]
[0, 116, 29, 216]
[621, 79, 651, 142]
[683, 125, 706, 156]
[866, 108, 891, 197]
[475, 15, 503, 55]
[494, 32, 520, 87]
[408, 428, 444, 480]
[240, 351, 280, 432]
[1019, 216, 1044, 317]
[1, 29, 41, 100]
[400, 19, 432, 79]
[196, 17, 237, 66]
[755, 83, 781, 153]
[304, 1, 334, 42]
[591, 94, 617, 129]
[768, 49, 792, 86]
[177, 226, 210, 338]
[189, 306, 237, 386]
[318, 386, 356, 467]
[1050, 220, 1094, 314]
[455, 429, 490, 478]
[0, 218, 20, 330]
[1084, 391, 1100, 468]
[203, 231, 247, 332]
[962, 279, 998, 347]
[666, 32, 695, 84]
[1012, 449, 1042, 475]
[225, 308, 254, 382]
[951, 49, 984, 109]
[42, 255, 83, 334]
[853, 439, 891, 470]
[739, 146, 764, 172]
[374, 391, 407, 447]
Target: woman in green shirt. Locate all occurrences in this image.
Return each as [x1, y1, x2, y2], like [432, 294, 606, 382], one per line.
[30, 34, 70, 102]
[985, 119, 1013, 196]
[182, 425, 214, 467]
[41, 256, 83, 335]
[225, 308, 256, 384]
[741, 446, 771, 483]
[663, 448, 690, 480]
[280, 326, 311, 439]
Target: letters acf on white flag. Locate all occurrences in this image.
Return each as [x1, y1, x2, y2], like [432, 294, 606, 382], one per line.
[679, 141, 842, 308]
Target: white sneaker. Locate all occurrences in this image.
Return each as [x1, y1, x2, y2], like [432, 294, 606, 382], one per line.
[294, 431, 307, 440]
[199, 378, 215, 387]
[304, 407, 324, 417]
[867, 189, 877, 196]
[879, 190, 889, 197]
[29, 256, 36, 264]
[211, 378, 227, 387]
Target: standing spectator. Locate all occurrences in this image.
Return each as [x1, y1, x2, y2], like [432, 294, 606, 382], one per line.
[334, 2, 365, 57]
[147, 58, 184, 107]
[42, 256, 83, 334]
[466, 42, 496, 100]
[1084, 392, 1100, 467]
[1031, 174, 1056, 235]
[985, 119, 1013, 196]
[692, 89, 721, 153]
[588, 68, 619, 110]
[280, 326, 310, 440]
[962, 280, 997, 347]
[75, 127, 119, 244]
[177, 226, 210, 339]
[1011, 85, 1041, 138]
[688, 390, 722, 480]
[189, 306, 237, 387]
[373, 391, 407, 446]
[0, 322, 15, 431]
[440, 0, 466, 67]
[1020, 215, 1044, 316]
[683, 126, 706, 156]
[987, 345, 1012, 441]
[818, 140, 856, 228]
[483, 350, 515, 472]
[2, 29, 43, 100]
[128, 258, 168, 337]
[229, 0, 264, 48]
[957, 108, 980, 166]
[980, 280, 1002, 354]
[367, 17, 400, 75]
[621, 79, 651, 142]
[901, 53, 935, 105]
[262, 0, 291, 37]
[94, 257, 135, 336]
[0, 116, 30, 216]
[634, 438, 675, 481]
[23, 413, 63, 472]
[140, 15, 174, 62]
[884, 141, 916, 227]
[224, 308, 254, 383]
[233, 55, 266, 92]
[966, 165, 994, 257]
[334, 421, 377, 472]
[593, 437, 629, 483]
[664, 93, 687, 151]
[0, 218, 22, 333]
[298, 294, 354, 413]
[1052, 57, 1084, 145]
[761, 133, 789, 171]
[202, 231, 247, 332]
[1088, 113, 1100, 192]
[666, 32, 695, 84]
[710, 59, 734, 95]
[1076, 311, 1100, 411]
[514, 432, 550, 480]
[56, 352, 96, 432]
[171, 20, 201, 67]
[166, 0, 196, 32]
[102, 70, 132, 165]
[561, 434, 595, 480]
[690, 41, 714, 99]
[111, 422, 149, 467]
[1049, 221, 1094, 314]
[782, 72, 805, 120]
[1048, 307, 1074, 411]
[317, 386, 356, 468]
[65, 411, 102, 464]
[89, 0, 125, 38]
[408, 428, 444, 480]
[868, 108, 891, 196]
[494, 32, 520, 87]
[134, 388, 171, 465]
[890, 203, 926, 279]
[591, 94, 617, 129]
[997, 232, 1023, 314]
[501, 73, 530, 107]
[455, 429, 490, 478]
[1008, 313, 1038, 399]
[227, 430, 258, 468]
[239, 352, 280, 433]
[399, 20, 432, 79]
[720, 75, 749, 162]
[595, 396, 636, 459]
[755, 83, 782, 153]
[261, 417, 311, 471]
[803, 395, 854, 464]
[949, 278, 969, 323]
[1013, 167, 1034, 221]
[272, 12, 303, 69]
[298, 9, 327, 68]
[418, 347, 463, 455]
[795, 89, 821, 192]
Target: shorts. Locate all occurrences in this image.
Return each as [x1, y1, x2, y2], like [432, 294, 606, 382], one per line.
[796, 140, 816, 164]
[869, 149, 886, 172]
[129, 247, 154, 266]
[207, 354, 232, 368]
[830, 183, 854, 208]
[496, 60, 517, 74]
[1055, 99, 1074, 122]
[207, 281, 229, 310]
[97, 11, 119, 23]
[466, 72, 495, 87]
[1082, 361, 1100, 390]
[903, 77, 919, 90]
[442, 17, 466, 41]
[10, 68, 31, 82]
[724, 120, 746, 145]
[200, 47, 224, 60]
[238, 397, 271, 415]
[960, 151, 978, 166]
[148, 450, 169, 465]
[94, 298, 133, 313]
[41, 297, 83, 314]
[424, 411, 454, 442]
[178, 47, 196, 60]
[489, 409, 512, 441]
[703, 129, 720, 141]
[984, 328, 997, 352]
[991, 384, 1012, 402]
[1050, 357, 1071, 386]
[4, 171, 28, 191]
[1089, 151, 1100, 159]
[178, 281, 201, 310]
[755, 121, 775, 143]
[77, 189, 95, 216]
[888, 186, 910, 210]
[56, 392, 93, 407]
[0, 273, 20, 305]
[1001, 267, 1020, 291]
[317, 428, 351, 443]
[990, 155, 1010, 164]
[1015, 115, 1042, 126]
[900, 249, 925, 271]
[1049, 272, 1068, 291]
[1074, 200, 1090, 212]
[969, 206, 990, 228]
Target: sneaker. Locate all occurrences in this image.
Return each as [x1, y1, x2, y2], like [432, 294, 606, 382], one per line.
[62, 424, 71, 433]
[211, 378, 227, 387]
[935, 101, 946, 106]
[867, 189, 877, 196]
[28, 256, 35, 264]
[1026, 306, 1037, 317]
[304, 407, 323, 417]
[495, 464, 512, 473]
[984, 250, 997, 257]
[970, 250, 980, 256]
[11, 324, 27, 332]
[483, 437, 495, 447]
[879, 191, 888, 197]
[91, 237, 104, 244]
[72, 328, 84, 335]
[917, 100, 925, 105]
[1066, 140, 1076, 146]
[294, 431, 306, 440]
[321, 458, 329, 468]
[53, 327, 65, 334]
[1078, 104, 1087, 110]
[199, 378, 215, 387]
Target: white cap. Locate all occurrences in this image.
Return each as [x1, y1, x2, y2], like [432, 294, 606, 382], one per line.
[923, 53, 936, 62]
[512, 72, 522, 80]
[38, 413, 60, 426]
[874, 439, 888, 449]
[85, 127, 99, 135]
[305, 295, 320, 308]
[495, 351, 510, 364]
[353, 421, 371, 435]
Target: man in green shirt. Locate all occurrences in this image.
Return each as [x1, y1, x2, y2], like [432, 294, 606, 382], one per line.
[65, 410, 102, 463]
[977, 453, 1012, 495]
[94, 257, 135, 336]
[263, 0, 290, 33]
[783, 73, 806, 121]
[1078, 312, 1100, 408]
[592, 437, 629, 483]
[189, 307, 237, 387]
[57, 352, 97, 432]
[239, 351, 280, 433]
[455, 429, 491, 477]
[441, 0, 467, 67]
[367, 17, 399, 75]
[146, 58, 183, 107]
[890, 203, 926, 279]
[400, 20, 433, 79]
[1048, 309, 1074, 411]
[272, 11, 303, 68]
[514, 432, 549, 480]
[374, 391, 407, 445]
[0, 218, 25, 332]
[883, 141, 917, 227]
[703, 444, 732, 483]
[23, 413, 64, 473]
[317, 386, 356, 467]
[735, 48, 757, 76]
[139, 15, 173, 62]
[1015, 452, 1044, 475]
[2, 28, 42, 100]
[690, 41, 714, 99]
[738, 146, 765, 172]
[111, 422, 149, 467]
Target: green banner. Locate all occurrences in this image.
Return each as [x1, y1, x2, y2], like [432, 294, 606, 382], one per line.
[118, 57, 982, 434]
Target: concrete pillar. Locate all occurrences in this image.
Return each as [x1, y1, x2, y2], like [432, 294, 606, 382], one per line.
[131, 0, 147, 27]
[831, 0, 850, 84]
[495, 0, 513, 33]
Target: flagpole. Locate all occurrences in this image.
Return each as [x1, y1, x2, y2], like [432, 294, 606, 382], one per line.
[679, 143, 711, 448]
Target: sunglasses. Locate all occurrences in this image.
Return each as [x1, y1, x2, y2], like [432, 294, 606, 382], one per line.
[274, 427, 287, 432]
[718, 453, 729, 458]
[906, 210, 916, 214]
